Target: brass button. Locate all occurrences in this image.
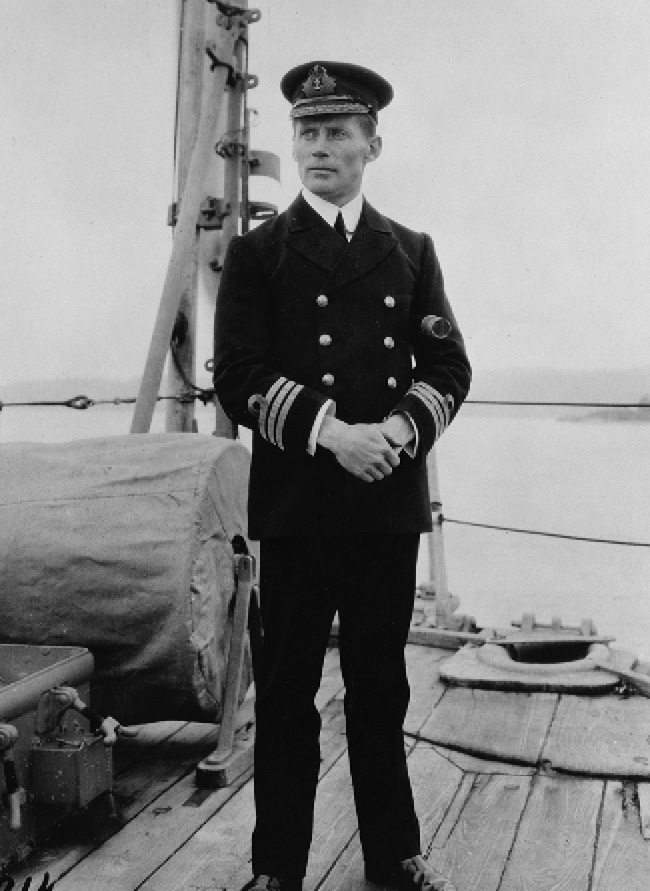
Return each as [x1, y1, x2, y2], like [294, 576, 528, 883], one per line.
[384, 336, 395, 349]
[322, 373, 335, 386]
[319, 334, 332, 347]
[316, 294, 328, 307]
[384, 295, 395, 308]
[387, 376, 397, 388]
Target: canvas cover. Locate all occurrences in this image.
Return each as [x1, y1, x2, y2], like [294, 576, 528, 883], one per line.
[0, 433, 253, 724]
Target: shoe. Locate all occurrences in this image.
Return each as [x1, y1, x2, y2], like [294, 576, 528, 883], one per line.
[241, 875, 302, 891]
[366, 855, 457, 891]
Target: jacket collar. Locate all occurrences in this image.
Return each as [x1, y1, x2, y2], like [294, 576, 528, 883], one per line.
[300, 188, 364, 233]
[285, 193, 397, 292]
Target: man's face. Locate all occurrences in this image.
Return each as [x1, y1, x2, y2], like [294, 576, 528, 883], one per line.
[292, 114, 382, 206]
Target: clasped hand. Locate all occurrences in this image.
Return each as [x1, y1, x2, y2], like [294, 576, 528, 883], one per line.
[317, 417, 400, 482]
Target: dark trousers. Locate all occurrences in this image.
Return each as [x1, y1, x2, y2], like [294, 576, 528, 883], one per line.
[251, 534, 421, 881]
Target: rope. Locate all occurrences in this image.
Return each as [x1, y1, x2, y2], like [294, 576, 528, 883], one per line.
[442, 516, 650, 548]
[466, 399, 650, 409]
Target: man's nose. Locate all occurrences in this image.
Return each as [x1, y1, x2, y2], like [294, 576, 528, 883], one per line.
[311, 132, 329, 155]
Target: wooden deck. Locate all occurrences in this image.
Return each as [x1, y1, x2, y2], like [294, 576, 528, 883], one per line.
[8, 644, 650, 891]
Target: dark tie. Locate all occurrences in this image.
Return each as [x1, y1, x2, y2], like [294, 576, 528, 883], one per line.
[334, 211, 348, 241]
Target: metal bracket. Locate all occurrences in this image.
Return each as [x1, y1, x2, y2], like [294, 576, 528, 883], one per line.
[215, 136, 246, 159]
[205, 48, 258, 90]
[168, 197, 232, 229]
[248, 201, 278, 221]
[249, 150, 281, 182]
[207, 2, 261, 26]
[205, 46, 237, 86]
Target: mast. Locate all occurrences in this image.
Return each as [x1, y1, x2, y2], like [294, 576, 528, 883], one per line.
[165, 0, 206, 432]
[164, 0, 205, 434]
[130, 1, 256, 435]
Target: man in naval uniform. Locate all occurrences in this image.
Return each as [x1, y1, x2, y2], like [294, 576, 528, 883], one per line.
[213, 61, 471, 891]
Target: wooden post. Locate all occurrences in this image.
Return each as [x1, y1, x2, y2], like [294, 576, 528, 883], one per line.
[426, 447, 450, 601]
[196, 555, 257, 787]
[130, 3, 241, 435]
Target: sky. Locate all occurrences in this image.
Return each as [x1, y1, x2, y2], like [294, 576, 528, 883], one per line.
[1, 0, 650, 391]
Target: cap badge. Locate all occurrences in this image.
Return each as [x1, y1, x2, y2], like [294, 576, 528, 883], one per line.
[302, 65, 336, 98]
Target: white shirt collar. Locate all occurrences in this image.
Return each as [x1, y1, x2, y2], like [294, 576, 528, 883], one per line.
[301, 188, 364, 237]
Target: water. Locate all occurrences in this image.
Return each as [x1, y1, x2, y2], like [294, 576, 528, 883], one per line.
[2, 402, 649, 659]
[434, 409, 650, 660]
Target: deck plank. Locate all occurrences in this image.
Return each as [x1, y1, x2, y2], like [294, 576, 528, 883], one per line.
[498, 775, 604, 891]
[48, 765, 254, 891]
[11, 653, 345, 888]
[9, 720, 222, 884]
[137, 698, 348, 891]
[419, 688, 558, 765]
[404, 645, 449, 734]
[318, 742, 466, 891]
[431, 774, 533, 891]
[592, 781, 650, 891]
[542, 694, 650, 777]
[11, 645, 646, 891]
[315, 649, 345, 710]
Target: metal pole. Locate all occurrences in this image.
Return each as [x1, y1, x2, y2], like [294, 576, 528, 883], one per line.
[209, 1, 250, 438]
[207, 1, 252, 438]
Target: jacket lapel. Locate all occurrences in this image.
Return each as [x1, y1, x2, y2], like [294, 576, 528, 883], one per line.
[284, 195, 347, 273]
[284, 196, 399, 292]
[324, 201, 398, 293]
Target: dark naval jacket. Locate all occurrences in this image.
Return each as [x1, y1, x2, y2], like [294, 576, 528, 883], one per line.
[213, 194, 471, 539]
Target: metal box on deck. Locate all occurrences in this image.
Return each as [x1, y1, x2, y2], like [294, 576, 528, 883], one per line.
[0, 643, 95, 868]
[29, 735, 112, 807]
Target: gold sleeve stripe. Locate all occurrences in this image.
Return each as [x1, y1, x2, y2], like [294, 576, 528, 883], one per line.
[266, 379, 295, 446]
[261, 377, 304, 449]
[274, 383, 303, 448]
[415, 382, 454, 423]
[260, 378, 292, 445]
[409, 383, 454, 442]
[414, 384, 445, 433]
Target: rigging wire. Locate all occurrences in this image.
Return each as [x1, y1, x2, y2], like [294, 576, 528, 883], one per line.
[0, 395, 178, 410]
[466, 399, 650, 409]
[1, 393, 647, 547]
[442, 517, 650, 548]
[2, 396, 647, 412]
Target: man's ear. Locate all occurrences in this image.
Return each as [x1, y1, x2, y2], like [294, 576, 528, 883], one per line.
[366, 135, 382, 164]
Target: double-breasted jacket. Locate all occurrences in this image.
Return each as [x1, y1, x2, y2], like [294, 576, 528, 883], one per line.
[213, 194, 471, 539]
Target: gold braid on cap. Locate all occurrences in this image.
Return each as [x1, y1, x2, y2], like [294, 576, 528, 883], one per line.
[290, 98, 372, 118]
[291, 65, 373, 119]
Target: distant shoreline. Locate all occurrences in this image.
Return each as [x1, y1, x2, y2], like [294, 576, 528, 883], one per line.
[561, 405, 650, 424]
